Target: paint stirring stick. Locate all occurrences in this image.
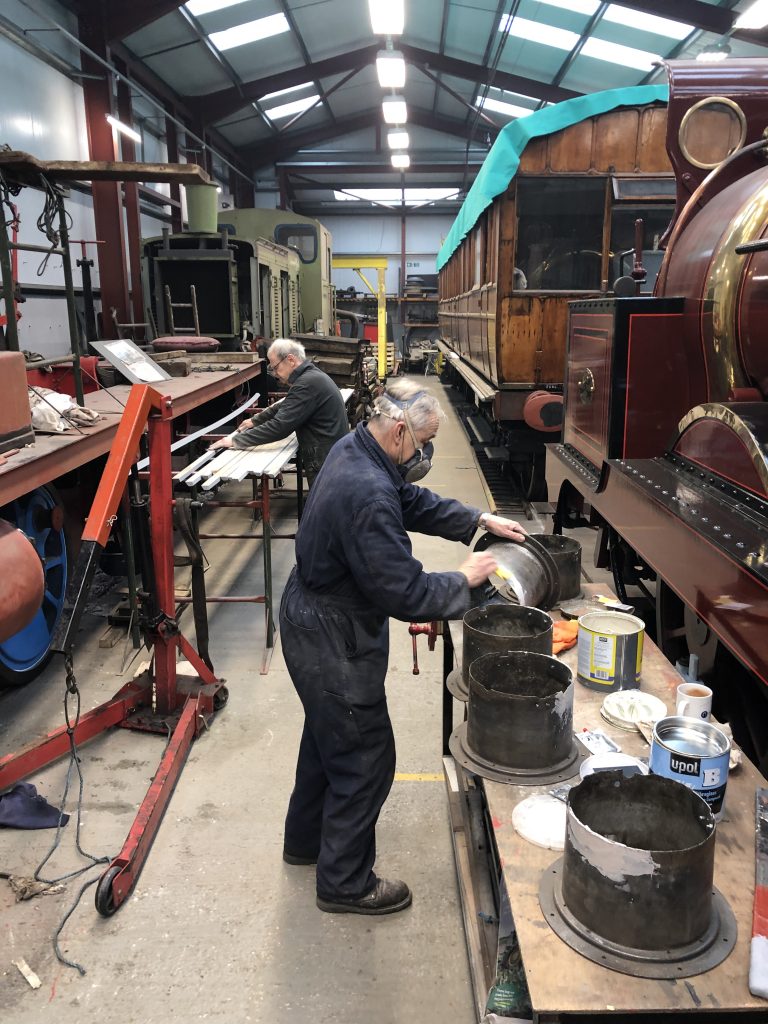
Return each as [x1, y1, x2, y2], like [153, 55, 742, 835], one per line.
[749, 788, 768, 998]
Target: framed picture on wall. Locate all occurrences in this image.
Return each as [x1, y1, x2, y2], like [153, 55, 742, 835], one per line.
[92, 340, 171, 385]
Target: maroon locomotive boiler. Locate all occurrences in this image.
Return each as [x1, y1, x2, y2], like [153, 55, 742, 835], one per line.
[554, 60, 768, 768]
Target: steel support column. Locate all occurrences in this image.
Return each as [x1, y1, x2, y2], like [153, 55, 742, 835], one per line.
[78, 20, 130, 337]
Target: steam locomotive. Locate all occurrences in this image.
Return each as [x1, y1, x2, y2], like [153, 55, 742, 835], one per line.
[554, 61, 768, 769]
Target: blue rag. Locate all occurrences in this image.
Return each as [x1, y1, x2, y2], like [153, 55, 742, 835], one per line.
[0, 782, 69, 829]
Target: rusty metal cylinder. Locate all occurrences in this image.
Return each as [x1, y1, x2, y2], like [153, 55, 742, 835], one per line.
[462, 604, 553, 687]
[0, 519, 44, 642]
[534, 535, 582, 601]
[562, 772, 716, 950]
[467, 651, 574, 771]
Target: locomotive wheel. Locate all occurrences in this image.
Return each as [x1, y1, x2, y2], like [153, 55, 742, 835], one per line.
[0, 485, 69, 687]
[95, 864, 122, 917]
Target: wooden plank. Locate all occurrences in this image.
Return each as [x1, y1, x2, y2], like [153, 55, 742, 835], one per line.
[547, 120, 595, 173]
[639, 106, 673, 173]
[451, 585, 766, 1016]
[0, 151, 211, 185]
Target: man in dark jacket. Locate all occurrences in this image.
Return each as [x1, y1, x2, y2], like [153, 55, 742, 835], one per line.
[210, 338, 348, 486]
[280, 379, 527, 915]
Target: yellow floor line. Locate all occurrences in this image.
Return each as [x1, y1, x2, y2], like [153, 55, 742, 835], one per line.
[394, 772, 443, 782]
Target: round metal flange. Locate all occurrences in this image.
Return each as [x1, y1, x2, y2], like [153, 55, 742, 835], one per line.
[539, 858, 738, 978]
[446, 667, 468, 702]
[449, 721, 586, 786]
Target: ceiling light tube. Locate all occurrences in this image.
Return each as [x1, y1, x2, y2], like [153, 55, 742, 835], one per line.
[376, 51, 406, 88]
[387, 130, 410, 149]
[106, 114, 141, 143]
[391, 153, 410, 169]
[369, 0, 404, 35]
[383, 98, 407, 124]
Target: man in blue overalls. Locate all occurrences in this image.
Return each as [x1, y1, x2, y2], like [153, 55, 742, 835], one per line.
[280, 379, 527, 915]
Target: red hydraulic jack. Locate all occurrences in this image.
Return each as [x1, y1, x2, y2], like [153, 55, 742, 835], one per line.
[0, 384, 225, 916]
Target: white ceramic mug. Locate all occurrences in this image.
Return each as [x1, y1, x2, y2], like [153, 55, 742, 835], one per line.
[676, 681, 713, 721]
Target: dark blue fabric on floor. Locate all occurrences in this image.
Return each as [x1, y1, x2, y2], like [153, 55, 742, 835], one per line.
[0, 782, 69, 829]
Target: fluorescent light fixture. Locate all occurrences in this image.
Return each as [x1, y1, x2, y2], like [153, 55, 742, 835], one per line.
[735, 0, 768, 29]
[209, 12, 289, 51]
[387, 130, 410, 149]
[106, 114, 141, 143]
[499, 15, 579, 50]
[262, 82, 313, 103]
[333, 187, 460, 206]
[581, 36, 661, 71]
[476, 95, 534, 118]
[376, 51, 406, 88]
[263, 94, 320, 120]
[603, 5, 692, 39]
[186, 0, 248, 15]
[391, 153, 410, 169]
[697, 42, 731, 62]
[382, 98, 407, 124]
[369, 0, 404, 35]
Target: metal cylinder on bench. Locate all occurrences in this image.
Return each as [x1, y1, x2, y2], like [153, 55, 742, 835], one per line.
[539, 772, 737, 978]
[533, 534, 582, 601]
[462, 604, 553, 689]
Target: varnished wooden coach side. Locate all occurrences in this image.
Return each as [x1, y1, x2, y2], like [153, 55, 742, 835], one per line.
[438, 104, 671, 407]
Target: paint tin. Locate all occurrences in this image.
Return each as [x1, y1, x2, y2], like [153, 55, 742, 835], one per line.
[576, 611, 645, 691]
[649, 716, 730, 819]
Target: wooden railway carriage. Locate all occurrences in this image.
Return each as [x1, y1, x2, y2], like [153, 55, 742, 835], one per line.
[437, 86, 672, 497]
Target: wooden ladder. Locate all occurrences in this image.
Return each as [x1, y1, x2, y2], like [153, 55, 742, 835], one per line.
[164, 284, 201, 336]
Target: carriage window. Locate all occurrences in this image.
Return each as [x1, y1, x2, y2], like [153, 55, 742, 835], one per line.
[515, 178, 605, 290]
[275, 223, 317, 264]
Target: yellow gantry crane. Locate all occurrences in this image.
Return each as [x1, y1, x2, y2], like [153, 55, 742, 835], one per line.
[332, 256, 388, 379]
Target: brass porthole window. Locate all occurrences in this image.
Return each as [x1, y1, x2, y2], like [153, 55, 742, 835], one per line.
[679, 96, 747, 170]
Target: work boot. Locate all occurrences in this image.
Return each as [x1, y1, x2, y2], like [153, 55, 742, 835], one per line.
[316, 877, 412, 915]
[283, 848, 317, 866]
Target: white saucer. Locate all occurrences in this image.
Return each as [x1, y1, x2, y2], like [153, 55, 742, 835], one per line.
[601, 690, 668, 732]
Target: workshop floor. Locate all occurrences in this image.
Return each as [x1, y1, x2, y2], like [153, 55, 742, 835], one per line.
[0, 375, 608, 1023]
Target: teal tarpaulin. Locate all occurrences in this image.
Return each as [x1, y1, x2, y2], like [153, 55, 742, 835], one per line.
[436, 85, 669, 272]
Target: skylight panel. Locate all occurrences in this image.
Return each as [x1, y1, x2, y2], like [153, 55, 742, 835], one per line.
[581, 36, 661, 71]
[263, 94, 320, 120]
[262, 83, 313, 103]
[209, 12, 289, 51]
[603, 5, 693, 40]
[735, 0, 768, 30]
[534, 0, 600, 14]
[499, 15, 579, 50]
[333, 188, 460, 206]
[476, 95, 534, 118]
[186, 0, 248, 15]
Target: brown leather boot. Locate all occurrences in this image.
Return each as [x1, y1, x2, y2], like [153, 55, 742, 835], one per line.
[316, 877, 412, 915]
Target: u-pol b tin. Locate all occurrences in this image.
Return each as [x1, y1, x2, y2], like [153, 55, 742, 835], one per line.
[650, 716, 731, 819]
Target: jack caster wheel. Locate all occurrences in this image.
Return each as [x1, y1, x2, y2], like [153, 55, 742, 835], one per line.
[214, 685, 229, 711]
[95, 865, 122, 917]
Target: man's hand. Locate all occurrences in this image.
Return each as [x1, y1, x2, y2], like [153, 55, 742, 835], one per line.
[209, 436, 235, 451]
[483, 515, 527, 543]
[236, 418, 253, 433]
[459, 551, 499, 588]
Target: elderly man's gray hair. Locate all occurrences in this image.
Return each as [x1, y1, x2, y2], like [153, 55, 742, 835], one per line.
[268, 338, 306, 362]
[373, 379, 444, 432]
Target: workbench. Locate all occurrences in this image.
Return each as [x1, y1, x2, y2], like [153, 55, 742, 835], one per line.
[443, 586, 767, 1022]
[0, 366, 262, 507]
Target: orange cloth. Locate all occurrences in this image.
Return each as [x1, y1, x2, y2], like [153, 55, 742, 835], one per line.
[552, 619, 579, 655]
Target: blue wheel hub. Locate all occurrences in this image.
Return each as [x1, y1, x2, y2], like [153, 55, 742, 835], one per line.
[0, 487, 68, 676]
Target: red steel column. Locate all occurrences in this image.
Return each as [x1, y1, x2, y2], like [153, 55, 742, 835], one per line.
[78, 19, 130, 337]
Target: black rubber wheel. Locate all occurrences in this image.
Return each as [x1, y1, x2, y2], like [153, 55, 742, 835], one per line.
[213, 685, 229, 711]
[94, 864, 122, 917]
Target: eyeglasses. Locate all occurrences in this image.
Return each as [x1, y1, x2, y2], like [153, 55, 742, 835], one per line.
[268, 354, 288, 371]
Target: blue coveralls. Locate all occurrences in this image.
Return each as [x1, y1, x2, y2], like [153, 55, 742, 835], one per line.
[279, 422, 481, 900]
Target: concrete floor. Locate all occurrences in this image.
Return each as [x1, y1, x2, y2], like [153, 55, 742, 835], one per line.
[0, 375, 498, 1024]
